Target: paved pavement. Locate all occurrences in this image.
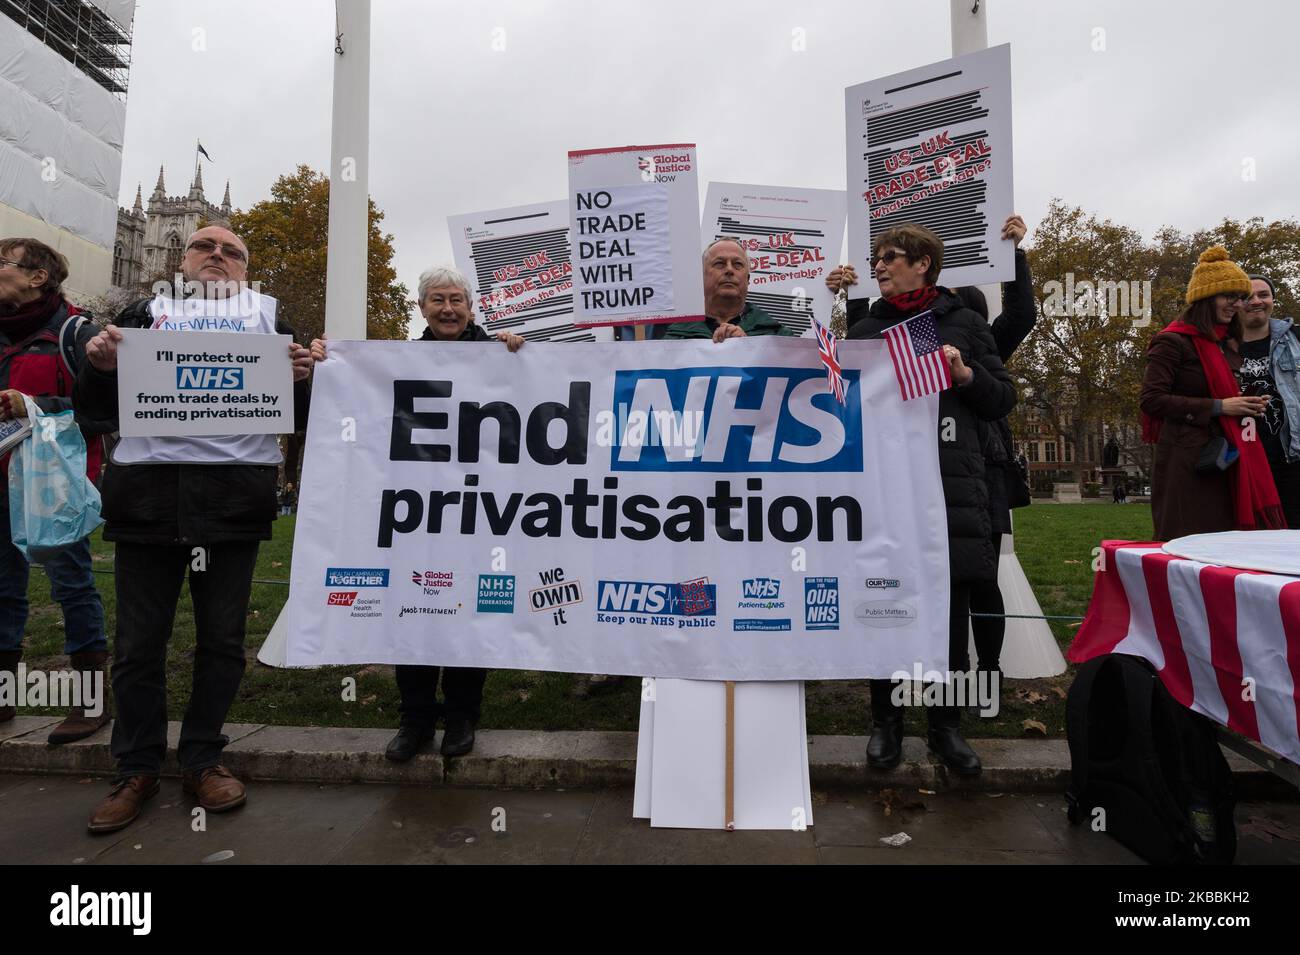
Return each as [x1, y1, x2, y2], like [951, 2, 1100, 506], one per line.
[4, 773, 1299, 865]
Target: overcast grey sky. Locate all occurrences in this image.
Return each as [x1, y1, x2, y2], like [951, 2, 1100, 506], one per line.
[118, 0, 1299, 329]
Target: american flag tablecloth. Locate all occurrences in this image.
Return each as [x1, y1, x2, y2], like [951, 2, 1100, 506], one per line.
[1069, 540, 1300, 766]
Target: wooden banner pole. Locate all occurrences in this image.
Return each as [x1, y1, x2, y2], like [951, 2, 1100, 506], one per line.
[725, 680, 735, 831]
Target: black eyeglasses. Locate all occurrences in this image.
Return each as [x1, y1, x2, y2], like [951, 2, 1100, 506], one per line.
[185, 238, 247, 263]
[0, 257, 35, 271]
[870, 249, 912, 268]
[1223, 293, 1248, 303]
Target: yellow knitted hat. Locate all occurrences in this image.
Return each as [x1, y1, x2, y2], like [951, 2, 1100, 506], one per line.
[1185, 246, 1251, 304]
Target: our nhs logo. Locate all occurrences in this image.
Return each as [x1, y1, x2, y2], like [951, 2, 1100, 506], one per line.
[176, 366, 244, 390]
[610, 367, 861, 472]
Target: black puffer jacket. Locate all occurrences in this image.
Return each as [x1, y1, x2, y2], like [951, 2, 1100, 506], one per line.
[72, 297, 311, 545]
[848, 288, 1017, 582]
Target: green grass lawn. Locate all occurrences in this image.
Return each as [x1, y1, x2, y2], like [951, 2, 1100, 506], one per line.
[18, 503, 1157, 738]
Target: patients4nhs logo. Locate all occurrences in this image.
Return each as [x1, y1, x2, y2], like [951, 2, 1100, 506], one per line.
[804, 577, 839, 630]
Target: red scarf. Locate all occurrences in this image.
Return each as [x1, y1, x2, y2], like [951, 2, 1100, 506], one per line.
[885, 285, 938, 316]
[0, 288, 62, 342]
[1143, 321, 1286, 531]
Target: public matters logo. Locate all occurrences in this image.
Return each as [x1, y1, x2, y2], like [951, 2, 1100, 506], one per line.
[175, 366, 243, 390]
[411, 570, 454, 596]
[804, 577, 840, 630]
[477, 574, 515, 613]
[596, 578, 717, 627]
[609, 366, 862, 472]
[528, 567, 583, 626]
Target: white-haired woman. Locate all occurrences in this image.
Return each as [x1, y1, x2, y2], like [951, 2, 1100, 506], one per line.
[309, 265, 522, 761]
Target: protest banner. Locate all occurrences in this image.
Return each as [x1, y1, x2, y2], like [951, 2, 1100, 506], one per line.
[448, 200, 613, 342]
[115, 327, 293, 437]
[845, 44, 1015, 298]
[701, 183, 846, 337]
[567, 143, 705, 328]
[285, 337, 950, 680]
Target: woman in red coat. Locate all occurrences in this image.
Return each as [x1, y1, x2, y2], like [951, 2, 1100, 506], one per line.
[1140, 246, 1285, 541]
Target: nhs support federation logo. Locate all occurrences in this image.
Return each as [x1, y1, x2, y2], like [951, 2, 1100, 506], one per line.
[610, 366, 861, 472]
[804, 577, 839, 630]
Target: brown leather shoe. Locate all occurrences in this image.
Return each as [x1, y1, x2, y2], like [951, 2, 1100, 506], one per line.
[182, 765, 246, 812]
[48, 650, 111, 744]
[87, 775, 159, 834]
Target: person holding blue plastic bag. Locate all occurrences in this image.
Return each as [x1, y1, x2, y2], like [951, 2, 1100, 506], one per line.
[0, 237, 110, 743]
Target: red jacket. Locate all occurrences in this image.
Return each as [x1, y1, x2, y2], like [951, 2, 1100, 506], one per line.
[0, 297, 105, 483]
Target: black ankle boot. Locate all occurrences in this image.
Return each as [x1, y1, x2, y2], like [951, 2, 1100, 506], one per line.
[927, 707, 981, 776]
[867, 678, 905, 769]
[867, 717, 904, 769]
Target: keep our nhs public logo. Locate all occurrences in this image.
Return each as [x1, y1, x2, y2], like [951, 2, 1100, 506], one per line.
[176, 366, 244, 390]
[610, 367, 861, 472]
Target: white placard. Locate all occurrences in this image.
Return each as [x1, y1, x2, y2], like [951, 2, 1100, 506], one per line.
[447, 200, 613, 342]
[116, 328, 293, 437]
[702, 182, 846, 336]
[567, 143, 705, 327]
[285, 336, 951, 680]
[845, 44, 1015, 298]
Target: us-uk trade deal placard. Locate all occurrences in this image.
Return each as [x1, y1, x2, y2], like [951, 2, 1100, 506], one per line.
[286, 338, 950, 679]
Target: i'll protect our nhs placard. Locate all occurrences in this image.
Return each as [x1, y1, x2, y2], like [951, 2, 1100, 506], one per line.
[116, 329, 294, 437]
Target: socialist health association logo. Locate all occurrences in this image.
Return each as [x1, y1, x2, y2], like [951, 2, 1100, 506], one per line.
[804, 577, 839, 631]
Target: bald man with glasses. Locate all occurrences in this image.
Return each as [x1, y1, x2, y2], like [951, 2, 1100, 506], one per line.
[75, 225, 313, 834]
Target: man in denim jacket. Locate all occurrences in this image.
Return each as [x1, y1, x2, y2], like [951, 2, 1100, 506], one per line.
[1236, 275, 1300, 526]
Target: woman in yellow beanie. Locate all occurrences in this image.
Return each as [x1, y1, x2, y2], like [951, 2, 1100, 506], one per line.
[1140, 246, 1286, 540]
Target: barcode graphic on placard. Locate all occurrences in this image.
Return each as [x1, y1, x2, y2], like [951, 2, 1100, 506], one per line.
[467, 227, 598, 341]
[860, 87, 995, 271]
[746, 291, 813, 336]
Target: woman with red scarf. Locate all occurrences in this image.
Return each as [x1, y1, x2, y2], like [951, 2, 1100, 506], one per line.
[843, 223, 1018, 777]
[1140, 246, 1285, 540]
[0, 237, 109, 740]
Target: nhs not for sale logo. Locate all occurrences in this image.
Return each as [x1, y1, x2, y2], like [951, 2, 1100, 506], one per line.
[610, 367, 861, 472]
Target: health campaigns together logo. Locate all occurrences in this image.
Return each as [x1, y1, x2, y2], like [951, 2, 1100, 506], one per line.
[325, 567, 388, 618]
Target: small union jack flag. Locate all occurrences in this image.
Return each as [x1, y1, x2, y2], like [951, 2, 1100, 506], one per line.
[816, 291, 847, 407]
[812, 313, 846, 404]
[883, 309, 952, 400]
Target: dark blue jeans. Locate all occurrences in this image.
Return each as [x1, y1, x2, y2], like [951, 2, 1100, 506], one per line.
[110, 540, 259, 779]
[0, 495, 106, 654]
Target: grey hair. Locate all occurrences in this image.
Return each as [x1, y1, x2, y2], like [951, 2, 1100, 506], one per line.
[417, 265, 473, 307]
[702, 236, 748, 265]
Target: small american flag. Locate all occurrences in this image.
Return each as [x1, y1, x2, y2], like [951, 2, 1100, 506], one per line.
[811, 311, 846, 404]
[883, 309, 952, 400]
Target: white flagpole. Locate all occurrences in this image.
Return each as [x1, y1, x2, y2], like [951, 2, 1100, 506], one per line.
[260, 0, 372, 669]
[324, 0, 371, 341]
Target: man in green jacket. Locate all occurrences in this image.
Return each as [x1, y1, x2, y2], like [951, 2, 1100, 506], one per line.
[663, 237, 797, 341]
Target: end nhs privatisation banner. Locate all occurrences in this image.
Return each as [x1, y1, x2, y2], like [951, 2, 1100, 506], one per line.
[285, 339, 950, 680]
